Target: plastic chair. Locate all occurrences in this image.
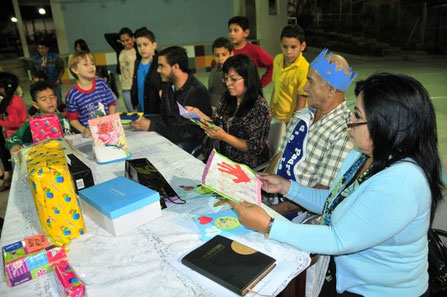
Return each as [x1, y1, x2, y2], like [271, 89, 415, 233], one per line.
[253, 118, 286, 172]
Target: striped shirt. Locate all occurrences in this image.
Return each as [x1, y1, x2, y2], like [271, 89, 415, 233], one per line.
[66, 78, 116, 127]
[277, 102, 352, 187]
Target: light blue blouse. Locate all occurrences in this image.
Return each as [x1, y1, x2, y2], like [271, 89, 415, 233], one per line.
[269, 149, 431, 297]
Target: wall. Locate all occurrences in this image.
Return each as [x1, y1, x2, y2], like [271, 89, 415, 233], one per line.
[57, 0, 233, 54]
[255, 0, 289, 57]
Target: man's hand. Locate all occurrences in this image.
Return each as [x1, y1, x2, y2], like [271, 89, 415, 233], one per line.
[229, 200, 271, 233]
[130, 117, 151, 131]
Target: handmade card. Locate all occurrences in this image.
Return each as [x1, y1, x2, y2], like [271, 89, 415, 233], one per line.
[177, 102, 220, 130]
[202, 150, 262, 205]
[194, 209, 252, 241]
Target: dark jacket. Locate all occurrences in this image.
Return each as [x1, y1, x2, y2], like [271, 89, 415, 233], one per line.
[149, 74, 212, 144]
[130, 53, 162, 114]
[104, 33, 141, 74]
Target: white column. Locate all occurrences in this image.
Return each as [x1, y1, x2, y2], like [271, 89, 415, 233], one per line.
[12, 0, 29, 58]
[50, 0, 69, 55]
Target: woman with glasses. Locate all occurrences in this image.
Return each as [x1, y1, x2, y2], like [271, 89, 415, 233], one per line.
[188, 54, 271, 168]
[230, 72, 444, 296]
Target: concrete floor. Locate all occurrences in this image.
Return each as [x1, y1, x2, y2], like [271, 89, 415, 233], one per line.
[0, 49, 446, 230]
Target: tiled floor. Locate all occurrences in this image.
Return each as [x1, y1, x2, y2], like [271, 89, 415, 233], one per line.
[0, 49, 446, 232]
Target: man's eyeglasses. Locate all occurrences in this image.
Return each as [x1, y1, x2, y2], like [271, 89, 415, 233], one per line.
[222, 77, 243, 84]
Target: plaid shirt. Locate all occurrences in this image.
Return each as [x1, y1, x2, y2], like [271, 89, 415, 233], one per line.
[277, 102, 352, 187]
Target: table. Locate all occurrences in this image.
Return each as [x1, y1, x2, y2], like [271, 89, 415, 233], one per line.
[0, 131, 310, 296]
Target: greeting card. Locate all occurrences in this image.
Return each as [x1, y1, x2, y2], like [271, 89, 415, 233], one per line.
[202, 150, 261, 205]
[88, 113, 131, 164]
[177, 102, 220, 130]
[193, 209, 252, 241]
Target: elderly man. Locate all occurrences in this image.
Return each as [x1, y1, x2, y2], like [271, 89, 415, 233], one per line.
[265, 49, 355, 219]
[263, 48, 357, 297]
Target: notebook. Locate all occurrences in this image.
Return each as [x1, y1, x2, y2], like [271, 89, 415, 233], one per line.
[182, 235, 276, 296]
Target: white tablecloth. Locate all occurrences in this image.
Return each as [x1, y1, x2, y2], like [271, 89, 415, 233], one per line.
[0, 131, 310, 296]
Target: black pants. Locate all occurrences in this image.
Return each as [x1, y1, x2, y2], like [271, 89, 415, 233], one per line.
[0, 131, 12, 172]
[319, 257, 430, 297]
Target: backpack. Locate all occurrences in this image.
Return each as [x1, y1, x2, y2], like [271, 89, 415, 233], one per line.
[428, 228, 447, 296]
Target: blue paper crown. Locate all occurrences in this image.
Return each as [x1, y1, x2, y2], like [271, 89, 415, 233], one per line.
[310, 48, 357, 91]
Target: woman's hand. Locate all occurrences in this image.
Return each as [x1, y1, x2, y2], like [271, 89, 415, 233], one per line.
[185, 106, 211, 121]
[257, 172, 291, 196]
[228, 200, 271, 233]
[202, 124, 227, 141]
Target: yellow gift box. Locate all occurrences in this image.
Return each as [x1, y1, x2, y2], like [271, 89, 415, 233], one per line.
[26, 140, 87, 246]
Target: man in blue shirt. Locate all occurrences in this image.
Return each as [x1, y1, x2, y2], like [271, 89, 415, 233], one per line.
[29, 39, 64, 104]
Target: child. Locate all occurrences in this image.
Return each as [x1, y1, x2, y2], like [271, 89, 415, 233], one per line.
[228, 16, 273, 88]
[104, 27, 140, 112]
[68, 39, 90, 66]
[66, 52, 116, 137]
[130, 27, 162, 114]
[96, 66, 119, 104]
[74, 39, 90, 53]
[0, 72, 28, 190]
[29, 70, 50, 116]
[6, 81, 72, 153]
[208, 37, 233, 108]
[270, 25, 309, 122]
[32, 70, 49, 82]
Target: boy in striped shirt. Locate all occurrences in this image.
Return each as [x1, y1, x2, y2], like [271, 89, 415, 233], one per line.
[66, 52, 116, 137]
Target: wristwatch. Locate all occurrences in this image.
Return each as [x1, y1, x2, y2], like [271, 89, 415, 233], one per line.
[264, 217, 275, 239]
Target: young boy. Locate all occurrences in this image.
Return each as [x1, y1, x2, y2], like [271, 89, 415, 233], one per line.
[130, 27, 162, 114]
[6, 81, 72, 153]
[66, 52, 116, 137]
[228, 16, 273, 88]
[208, 37, 233, 108]
[270, 25, 309, 122]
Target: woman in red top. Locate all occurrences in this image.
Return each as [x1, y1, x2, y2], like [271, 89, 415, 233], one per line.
[0, 72, 28, 190]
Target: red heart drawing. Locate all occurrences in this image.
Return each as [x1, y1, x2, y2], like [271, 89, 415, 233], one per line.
[198, 216, 213, 225]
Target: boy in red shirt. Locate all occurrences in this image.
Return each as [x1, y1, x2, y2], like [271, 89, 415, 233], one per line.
[228, 16, 273, 88]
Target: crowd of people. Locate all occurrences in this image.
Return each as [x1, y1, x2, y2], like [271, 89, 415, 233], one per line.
[0, 14, 444, 297]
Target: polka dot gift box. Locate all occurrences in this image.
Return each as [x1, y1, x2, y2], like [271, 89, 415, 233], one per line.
[29, 114, 63, 143]
[26, 140, 87, 246]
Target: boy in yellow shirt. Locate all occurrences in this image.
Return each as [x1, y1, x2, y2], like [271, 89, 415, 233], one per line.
[270, 25, 309, 122]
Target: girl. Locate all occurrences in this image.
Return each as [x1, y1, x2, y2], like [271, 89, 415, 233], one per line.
[0, 73, 28, 190]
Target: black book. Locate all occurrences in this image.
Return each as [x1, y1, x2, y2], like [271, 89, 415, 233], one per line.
[182, 235, 276, 296]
